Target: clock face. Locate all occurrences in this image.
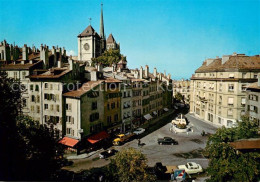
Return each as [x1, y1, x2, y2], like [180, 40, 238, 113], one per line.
[84, 43, 90, 51]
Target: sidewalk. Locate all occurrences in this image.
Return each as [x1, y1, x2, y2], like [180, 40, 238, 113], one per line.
[188, 113, 221, 129]
[65, 149, 103, 160]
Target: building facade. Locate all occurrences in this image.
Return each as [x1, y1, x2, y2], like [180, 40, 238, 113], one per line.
[190, 53, 260, 127]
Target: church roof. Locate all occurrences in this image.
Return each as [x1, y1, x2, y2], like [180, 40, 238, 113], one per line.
[78, 25, 100, 38]
[107, 33, 116, 43]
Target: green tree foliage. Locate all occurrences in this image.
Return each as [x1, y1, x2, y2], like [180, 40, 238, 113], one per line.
[174, 92, 184, 103]
[92, 48, 125, 67]
[204, 116, 260, 182]
[0, 71, 65, 180]
[108, 147, 156, 182]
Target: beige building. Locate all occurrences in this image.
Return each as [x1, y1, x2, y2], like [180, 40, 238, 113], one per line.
[63, 80, 104, 139]
[246, 74, 260, 126]
[190, 53, 260, 127]
[173, 79, 190, 103]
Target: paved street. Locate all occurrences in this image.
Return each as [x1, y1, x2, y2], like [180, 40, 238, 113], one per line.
[64, 113, 218, 172]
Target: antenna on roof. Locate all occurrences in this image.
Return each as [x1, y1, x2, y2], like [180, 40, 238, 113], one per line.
[89, 17, 92, 25]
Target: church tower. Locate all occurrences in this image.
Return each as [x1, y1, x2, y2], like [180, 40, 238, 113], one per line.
[100, 3, 106, 52]
[77, 23, 101, 66]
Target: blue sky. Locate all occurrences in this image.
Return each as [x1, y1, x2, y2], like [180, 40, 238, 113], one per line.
[0, 0, 259, 79]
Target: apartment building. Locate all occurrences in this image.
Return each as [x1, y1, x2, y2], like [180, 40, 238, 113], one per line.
[63, 80, 104, 139]
[246, 75, 260, 126]
[190, 53, 260, 127]
[173, 79, 190, 103]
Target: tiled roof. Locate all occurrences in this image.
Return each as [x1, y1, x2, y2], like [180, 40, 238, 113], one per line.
[29, 68, 71, 79]
[0, 60, 42, 70]
[78, 25, 100, 38]
[107, 33, 116, 44]
[63, 80, 104, 98]
[104, 77, 122, 83]
[247, 82, 260, 91]
[195, 55, 260, 73]
[230, 138, 260, 150]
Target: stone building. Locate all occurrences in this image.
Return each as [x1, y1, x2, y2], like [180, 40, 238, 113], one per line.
[173, 79, 190, 103]
[190, 53, 260, 127]
[246, 74, 260, 126]
[63, 80, 105, 139]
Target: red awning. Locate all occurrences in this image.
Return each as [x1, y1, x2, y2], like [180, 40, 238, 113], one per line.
[59, 137, 79, 148]
[87, 131, 109, 144]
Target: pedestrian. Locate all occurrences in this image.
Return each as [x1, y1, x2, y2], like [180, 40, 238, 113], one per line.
[138, 139, 141, 146]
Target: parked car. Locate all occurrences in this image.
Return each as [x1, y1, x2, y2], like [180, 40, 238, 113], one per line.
[113, 133, 135, 145]
[99, 149, 118, 159]
[158, 137, 178, 145]
[177, 162, 203, 174]
[133, 128, 145, 135]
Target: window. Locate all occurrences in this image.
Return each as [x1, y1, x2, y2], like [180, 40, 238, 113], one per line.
[22, 71, 26, 79]
[44, 104, 48, 110]
[253, 74, 258, 79]
[241, 84, 247, 92]
[228, 84, 234, 92]
[228, 97, 234, 106]
[92, 102, 97, 110]
[242, 72, 246, 79]
[107, 116, 111, 123]
[50, 104, 54, 111]
[241, 98, 246, 107]
[107, 104, 110, 110]
[218, 117, 221, 124]
[30, 85, 34, 91]
[227, 120, 233, 127]
[14, 72, 18, 80]
[35, 85, 39, 91]
[36, 95, 40, 103]
[111, 102, 115, 109]
[44, 83, 48, 89]
[227, 109, 233, 116]
[31, 106, 34, 112]
[66, 103, 72, 111]
[50, 84, 53, 90]
[66, 116, 74, 124]
[90, 113, 99, 122]
[37, 106, 40, 113]
[66, 128, 71, 135]
[114, 114, 118, 122]
[31, 95, 35, 102]
[56, 105, 60, 112]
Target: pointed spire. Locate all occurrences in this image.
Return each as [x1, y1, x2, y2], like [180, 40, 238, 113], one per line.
[100, 2, 105, 39]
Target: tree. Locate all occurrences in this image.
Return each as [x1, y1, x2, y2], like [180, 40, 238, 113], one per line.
[204, 116, 260, 182]
[0, 71, 65, 180]
[0, 71, 25, 180]
[92, 49, 125, 67]
[108, 148, 156, 182]
[174, 92, 184, 103]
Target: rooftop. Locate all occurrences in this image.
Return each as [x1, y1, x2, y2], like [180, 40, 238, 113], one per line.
[195, 55, 260, 73]
[63, 80, 104, 98]
[230, 138, 260, 150]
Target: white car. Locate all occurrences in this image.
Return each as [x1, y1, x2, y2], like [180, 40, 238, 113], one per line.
[133, 128, 145, 135]
[177, 162, 203, 174]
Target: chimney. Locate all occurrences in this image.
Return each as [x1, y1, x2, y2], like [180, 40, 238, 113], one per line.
[62, 47, 66, 56]
[68, 55, 73, 70]
[167, 73, 171, 80]
[153, 68, 157, 77]
[52, 46, 57, 66]
[32, 45, 36, 53]
[91, 70, 97, 81]
[159, 73, 162, 81]
[139, 66, 143, 79]
[145, 65, 149, 78]
[40, 45, 49, 68]
[22, 44, 28, 61]
[112, 63, 116, 72]
[164, 70, 166, 76]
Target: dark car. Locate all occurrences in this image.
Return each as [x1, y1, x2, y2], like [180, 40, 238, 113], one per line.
[158, 137, 178, 145]
[99, 149, 118, 159]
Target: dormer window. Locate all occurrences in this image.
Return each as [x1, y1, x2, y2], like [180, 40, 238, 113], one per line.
[229, 73, 234, 78]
